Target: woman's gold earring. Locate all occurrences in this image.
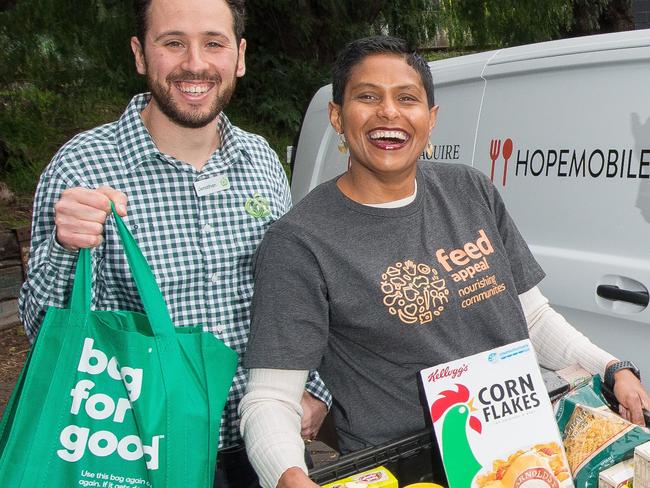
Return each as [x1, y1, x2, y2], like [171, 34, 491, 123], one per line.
[425, 141, 434, 159]
[337, 133, 348, 153]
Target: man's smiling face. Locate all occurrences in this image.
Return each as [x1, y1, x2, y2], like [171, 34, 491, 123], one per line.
[131, 0, 246, 128]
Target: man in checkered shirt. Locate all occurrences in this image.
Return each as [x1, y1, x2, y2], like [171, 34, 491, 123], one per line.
[18, 0, 331, 486]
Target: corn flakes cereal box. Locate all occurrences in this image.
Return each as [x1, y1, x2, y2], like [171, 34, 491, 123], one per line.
[322, 466, 398, 488]
[420, 339, 574, 488]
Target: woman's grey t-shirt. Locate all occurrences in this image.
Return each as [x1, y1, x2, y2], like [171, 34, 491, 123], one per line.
[245, 163, 545, 453]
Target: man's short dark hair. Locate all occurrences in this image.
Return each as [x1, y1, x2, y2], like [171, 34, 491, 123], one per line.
[332, 35, 435, 109]
[133, 0, 246, 46]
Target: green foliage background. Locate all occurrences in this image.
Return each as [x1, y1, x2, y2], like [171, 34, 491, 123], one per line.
[0, 0, 139, 196]
[0, 0, 635, 206]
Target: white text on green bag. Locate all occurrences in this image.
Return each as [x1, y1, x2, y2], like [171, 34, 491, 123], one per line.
[56, 338, 163, 469]
[58, 426, 162, 469]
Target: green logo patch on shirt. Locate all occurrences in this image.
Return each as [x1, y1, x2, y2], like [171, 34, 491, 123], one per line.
[244, 192, 271, 218]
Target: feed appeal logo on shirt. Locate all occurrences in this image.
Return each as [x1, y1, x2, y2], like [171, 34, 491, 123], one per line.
[381, 260, 450, 324]
[436, 228, 508, 310]
[57, 338, 163, 469]
[381, 229, 508, 323]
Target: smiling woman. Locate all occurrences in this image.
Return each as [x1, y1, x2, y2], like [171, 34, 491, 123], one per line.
[329, 46, 438, 204]
[237, 35, 650, 488]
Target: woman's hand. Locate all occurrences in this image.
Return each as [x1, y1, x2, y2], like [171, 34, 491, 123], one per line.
[612, 368, 650, 425]
[300, 392, 328, 441]
[277, 467, 320, 488]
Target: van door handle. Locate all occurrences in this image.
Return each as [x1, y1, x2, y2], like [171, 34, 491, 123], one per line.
[596, 285, 649, 306]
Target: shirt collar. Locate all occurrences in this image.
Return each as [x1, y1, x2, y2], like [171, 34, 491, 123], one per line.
[116, 93, 249, 173]
[210, 108, 249, 173]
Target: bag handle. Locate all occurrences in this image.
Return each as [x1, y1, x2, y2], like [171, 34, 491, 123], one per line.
[110, 203, 177, 339]
[69, 247, 91, 314]
[68, 203, 177, 339]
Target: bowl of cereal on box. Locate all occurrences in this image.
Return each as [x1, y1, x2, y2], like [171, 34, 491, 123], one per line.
[475, 442, 572, 488]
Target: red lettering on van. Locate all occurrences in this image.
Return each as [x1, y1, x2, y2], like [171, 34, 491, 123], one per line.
[489, 138, 514, 186]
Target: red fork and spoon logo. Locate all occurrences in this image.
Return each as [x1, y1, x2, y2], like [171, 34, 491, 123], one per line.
[489, 138, 513, 186]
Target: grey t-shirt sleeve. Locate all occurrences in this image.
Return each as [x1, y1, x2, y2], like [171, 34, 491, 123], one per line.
[244, 228, 329, 370]
[470, 168, 545, 294]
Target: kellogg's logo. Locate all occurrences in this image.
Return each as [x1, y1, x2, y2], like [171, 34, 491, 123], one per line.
[427, 364, 469, 383]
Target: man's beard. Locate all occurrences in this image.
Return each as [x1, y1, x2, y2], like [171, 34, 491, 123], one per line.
[147, 67, 237, 129]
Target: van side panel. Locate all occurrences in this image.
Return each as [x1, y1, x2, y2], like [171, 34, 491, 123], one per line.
[422, 51, 494, 166]
[473, 41, 650, 374]
[292, 86, 348, 203]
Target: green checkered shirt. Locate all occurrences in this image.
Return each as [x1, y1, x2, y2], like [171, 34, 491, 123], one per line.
[19, 93, 331, 448]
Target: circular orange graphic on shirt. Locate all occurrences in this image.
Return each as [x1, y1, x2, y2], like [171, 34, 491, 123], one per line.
[381, 260, 449, 324]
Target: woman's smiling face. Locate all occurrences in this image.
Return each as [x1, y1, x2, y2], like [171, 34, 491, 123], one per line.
[329, 53, 438, 180]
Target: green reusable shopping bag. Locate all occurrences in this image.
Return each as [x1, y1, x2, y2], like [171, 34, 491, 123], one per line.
[0, 206, 238, 487]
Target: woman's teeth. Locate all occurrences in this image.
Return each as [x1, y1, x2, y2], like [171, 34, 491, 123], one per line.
[369, 130, 408, 142]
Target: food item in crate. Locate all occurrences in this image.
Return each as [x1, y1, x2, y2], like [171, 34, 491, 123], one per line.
[403, 484, 445, 488]
[556, 377, 650, 487]
[556, 365, 593, 391]
[421, 339, 574, 488]
[563, 405, 630, 470]
[634, 441, 650, 487]
[597, 458, 633, 488]
[322, 466, 398, 488]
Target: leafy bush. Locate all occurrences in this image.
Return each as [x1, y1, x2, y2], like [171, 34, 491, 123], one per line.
[0, 0, 632, 203]
[0, 0, 141, 198]
[0, 85, 128, 194]
[232, 52, 330, 133]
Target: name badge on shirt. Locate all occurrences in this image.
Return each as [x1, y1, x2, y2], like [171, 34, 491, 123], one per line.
[194, 176, 231, 197]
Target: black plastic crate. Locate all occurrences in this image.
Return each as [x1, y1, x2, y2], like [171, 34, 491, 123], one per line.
[309, 429, 447, 486]
[308, 368, 572, 486]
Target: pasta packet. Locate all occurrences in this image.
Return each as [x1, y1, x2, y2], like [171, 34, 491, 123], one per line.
[555, 376, 650, 487]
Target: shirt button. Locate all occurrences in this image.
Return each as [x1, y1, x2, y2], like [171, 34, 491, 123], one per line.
[215, 324, 226, 335]
[202, 224, 213, 233]
[211, 273, 219, 283]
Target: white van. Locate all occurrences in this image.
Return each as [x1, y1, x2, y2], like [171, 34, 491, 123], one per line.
[291, 30, 650, 378]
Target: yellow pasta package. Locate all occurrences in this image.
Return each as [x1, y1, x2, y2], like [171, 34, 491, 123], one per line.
[556, 377, 650, 487]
